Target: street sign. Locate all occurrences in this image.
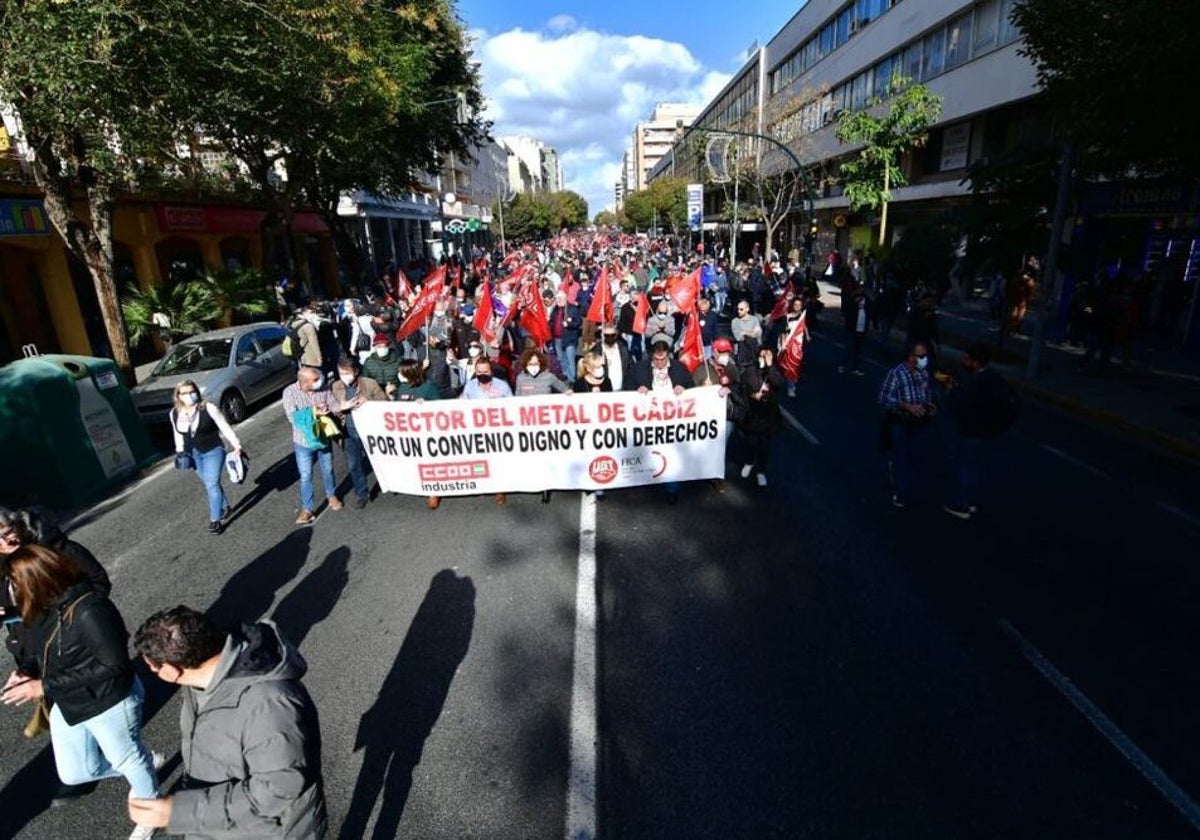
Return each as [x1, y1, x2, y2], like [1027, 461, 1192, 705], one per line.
[467, 219, 480, 232]
[446, 219, 466, 235]
[687, 184, 703, 232]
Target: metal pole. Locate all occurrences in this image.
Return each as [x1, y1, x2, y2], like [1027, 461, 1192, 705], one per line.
[1027, 144, 1074, 380]
[731, 146, 740, 269]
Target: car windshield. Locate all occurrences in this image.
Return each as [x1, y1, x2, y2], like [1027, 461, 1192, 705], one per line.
[152, 339, 233, 376]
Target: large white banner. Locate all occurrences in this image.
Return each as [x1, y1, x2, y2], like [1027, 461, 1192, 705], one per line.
[354, 387, 727, 496]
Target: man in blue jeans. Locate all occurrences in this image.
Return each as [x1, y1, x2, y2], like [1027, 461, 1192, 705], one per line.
[877, 342, 936, 508]
[282, 366, 342, 525]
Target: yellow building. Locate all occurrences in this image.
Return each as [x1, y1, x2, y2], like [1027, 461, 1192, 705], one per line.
[0, 184, 338, 364]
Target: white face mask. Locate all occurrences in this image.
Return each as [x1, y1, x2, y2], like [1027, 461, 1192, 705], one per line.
[339, 373, 355, 385]
[468, 347, 482, 358]
[916, 356, 929, 371]
[591, 366, 605, 378]
[716, 354, 730, 366]
[374, 346, 387, 357]
[182, 392, 200, 406]
[526, 365, 541, 376]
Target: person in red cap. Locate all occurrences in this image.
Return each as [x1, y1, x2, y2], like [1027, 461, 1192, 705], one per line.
[362, 333, 401, 399]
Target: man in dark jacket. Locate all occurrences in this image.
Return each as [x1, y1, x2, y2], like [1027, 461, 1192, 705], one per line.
[131, 607, 327, 839]
[362, 333, 402, 397]
[631, 338, 692, 394]
[943, 344, 1017, 520]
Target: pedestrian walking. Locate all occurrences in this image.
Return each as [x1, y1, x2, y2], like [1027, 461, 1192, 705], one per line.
[331, 357, 387, 509]
[362, 333, 402, 399]
[735, 346, 786, 487]
[283, 366, 342, 525]
[130, 607, 327, 839]
[942, 344, 1019, 519]
[170, 380, 243, 535]
[877, 342, 937, 508]
[460, 357, 512, 504]
[2, 546, 162, 840]
[840, 284, 869, 375]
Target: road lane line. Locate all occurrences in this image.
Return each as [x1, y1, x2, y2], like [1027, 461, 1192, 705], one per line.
[780, 407, 820, 445]
[1155, 501, 1200, 531]
[1038, 444, 1111, 481]
[565, 492, 598, 840]
[999, 619, 1200, 831]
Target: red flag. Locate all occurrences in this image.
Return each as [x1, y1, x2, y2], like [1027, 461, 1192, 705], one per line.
[778, 311, 809, 383]
[423, 265, 447, 295]
[473, 282, 497, 344]
[585, 266, 612, 323]
[668, 267, 701, 312]
[678, 307, 704, 373]
[632, 292, 650, 335]
[768, 280, 796, 324]
[395, 284, 444, 342]
[518, 279, 552, 347]
[394, 268, 412, 300]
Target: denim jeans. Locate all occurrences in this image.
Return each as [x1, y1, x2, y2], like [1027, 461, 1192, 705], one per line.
[194, 445, 229, 522]
[294, 443, 337, 511]
[344, 432, 370, 501]
[842, 330, 865, 371]
[49, 677, 158, 799]
[953, 436, 982, 508]
[561, 340, 578, 383]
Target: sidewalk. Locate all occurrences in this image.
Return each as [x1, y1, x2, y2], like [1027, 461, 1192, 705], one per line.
[817, 282, 1200, 466]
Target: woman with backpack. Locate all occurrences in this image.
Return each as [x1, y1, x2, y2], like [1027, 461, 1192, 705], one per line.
[171, 380, 243, 535]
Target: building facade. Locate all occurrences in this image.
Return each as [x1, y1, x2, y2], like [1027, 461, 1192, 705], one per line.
[631, 103, 700, 191]
[496, 136, 564, 195]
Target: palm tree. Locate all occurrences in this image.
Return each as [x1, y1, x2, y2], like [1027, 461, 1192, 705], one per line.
[202, 267, 275, 325]
[121, 280, 219, 347]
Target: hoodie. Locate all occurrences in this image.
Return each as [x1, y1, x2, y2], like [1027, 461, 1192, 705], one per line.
[169, 622, 327, 839]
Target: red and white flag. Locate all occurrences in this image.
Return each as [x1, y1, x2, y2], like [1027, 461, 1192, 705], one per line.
[678, 307, 704, 373]
[585, 266, 612, 323]
[631, 292, 650, 335]
[518, 278, 552, 347]
[668, 266, 702, 313]
[778, 311, 808, 383]
[395, 273, 446, 342]
[768, 280, 796, 324]
[473, 281, 498, 345]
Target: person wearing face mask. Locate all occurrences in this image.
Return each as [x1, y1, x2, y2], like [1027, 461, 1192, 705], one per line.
[331, 357, 386, 509]
[572, 352, 612, 393]
[645, 301, 676, 350]
[460, 358, 512, 505]
[283, 366, 342, 525]
[170, 380, 243, 535]
[877, 342, 937, 509]
[514, 349, 570, 397]
[548, 292, 581, 384]
[734, 347, 786, 488]
[288, 306, 323, 370]
[362, 333, 402, 400]
[592, 324, 633, 391]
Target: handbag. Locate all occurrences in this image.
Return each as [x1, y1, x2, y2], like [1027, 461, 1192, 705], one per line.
[313, 413, 343, 443]
[224, 450, 249, 484]
[174, 452, 195, 470]
[23, 700, 50, 738]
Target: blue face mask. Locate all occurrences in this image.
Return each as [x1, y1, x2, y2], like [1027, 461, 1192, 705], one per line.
[916, 357, 929, 371]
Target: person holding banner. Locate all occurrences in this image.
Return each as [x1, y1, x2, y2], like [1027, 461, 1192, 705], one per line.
[283, 367, 342, 525]
[593, 324, 634, 391]
[632, 338, 694, 503]
[331, 357, 386, 509]
[572, 352, 612, 393]
[514, 349, 570, 398]
[460, 357, 512, 505]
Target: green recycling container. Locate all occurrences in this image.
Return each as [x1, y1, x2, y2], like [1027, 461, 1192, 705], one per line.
[0, 355, 158, 510]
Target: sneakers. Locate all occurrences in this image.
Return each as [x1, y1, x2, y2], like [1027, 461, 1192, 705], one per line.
[891, 495, 906, 509]
[49, 780, 97, 808]
[295, 509, 315, 526]
[740, 464, 754, 479]
[208, 520, 222, 535]
[353, 495, 368, 510]
[944, 504, 972, 520]
[327, 496, 344, 511]
[152, 751, 166, 772]
[756, 473, 768, 487]
[129, 825, 159, 840]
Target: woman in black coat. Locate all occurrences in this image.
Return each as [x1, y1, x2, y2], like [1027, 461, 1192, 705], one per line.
[734, 347, 787, 488]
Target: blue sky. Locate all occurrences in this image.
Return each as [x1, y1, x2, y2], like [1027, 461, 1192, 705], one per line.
[457, 0, 805, 216]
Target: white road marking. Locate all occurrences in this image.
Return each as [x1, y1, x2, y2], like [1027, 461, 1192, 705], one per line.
[780, 407, 820, 445]
[1155, 501, 1200, 531]
[565, 491, 598, 840]
[999, 619, 1200, 832]
[1038, 444, 1111, 481]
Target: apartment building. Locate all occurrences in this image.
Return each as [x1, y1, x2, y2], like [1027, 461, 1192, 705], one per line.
[631, 104, 700, 191]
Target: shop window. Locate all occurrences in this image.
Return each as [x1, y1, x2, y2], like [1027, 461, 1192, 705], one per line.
[973, 0, 999, 54]
[922, 28, 946, 80]
[945, 12, 972, 68]
[156, 237, 204, 286]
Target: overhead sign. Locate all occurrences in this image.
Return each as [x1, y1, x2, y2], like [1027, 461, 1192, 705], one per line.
[154, 205, 327, 235]
[687, 183, 704, 232]
[446, 219, 467, 234]
[354, 387, 728, 496]
[939, 122, 971, 172]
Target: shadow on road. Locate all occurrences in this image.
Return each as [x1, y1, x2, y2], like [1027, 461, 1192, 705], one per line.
[339, 569, 475, 840]
[272, 546, 352, 650]
[0, 528, 314, 838]
[224, 453, 299, 529]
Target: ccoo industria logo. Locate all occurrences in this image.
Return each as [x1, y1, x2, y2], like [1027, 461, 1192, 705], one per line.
[418, 461, 490, 481]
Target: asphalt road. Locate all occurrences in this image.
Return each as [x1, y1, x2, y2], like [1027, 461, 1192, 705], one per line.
[1, 329, 1199, 839]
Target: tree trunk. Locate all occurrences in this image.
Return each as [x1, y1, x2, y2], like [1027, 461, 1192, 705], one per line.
[878, 165, 891, 248]
[29, 154, 133, 378]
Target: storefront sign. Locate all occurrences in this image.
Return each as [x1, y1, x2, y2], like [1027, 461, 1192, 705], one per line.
[0, 199, 50, 237]
[355, 387, 728, 496]
[154, 204, 328, 235]
[939, 122, 971, 171]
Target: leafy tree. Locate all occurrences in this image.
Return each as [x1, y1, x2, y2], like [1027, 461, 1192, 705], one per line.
[549, 190, 589, 231]
[593, 210, 620, 227]
[884, 221, 958, 289]
[121, 281, 218, 348]
[203, 268, 276, 325]
[836, 80, 943, 247]
[1012, 0, 1198, 176]
[620, 178, 686, 235]
[498, 191, 588, 240]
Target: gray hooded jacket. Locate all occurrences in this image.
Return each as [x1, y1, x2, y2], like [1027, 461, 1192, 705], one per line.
[168, 622, 327, 839]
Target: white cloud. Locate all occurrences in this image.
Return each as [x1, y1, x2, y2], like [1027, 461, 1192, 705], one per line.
[472, 25, 731, 216]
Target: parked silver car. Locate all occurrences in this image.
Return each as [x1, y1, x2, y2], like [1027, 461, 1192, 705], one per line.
[131, 323, 294, 424]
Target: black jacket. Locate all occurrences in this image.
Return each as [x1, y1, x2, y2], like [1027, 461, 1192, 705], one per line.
[735, 363, 786, 436]
[630, 358, 694, 392]
[37, 579, 134, 725]
[588, 339, 635, 391]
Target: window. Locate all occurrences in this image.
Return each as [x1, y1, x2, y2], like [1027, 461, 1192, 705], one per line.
[255, 326, 286, 350]
[803, 38, 818, 69]
[973, 0, 999, 54]
[235, 333, 258, 363]
[998, 0, 1019, 44]
[856, 0, 886, 27]
[835, 7, 853, 46]
[819, 22, 835, 56]
[902, 42, 922, 82]
[922, 27, 946, 79]
[873, 53, 897, 97]
[945, 12, 972, 68]
[851, 72, 873, 109]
